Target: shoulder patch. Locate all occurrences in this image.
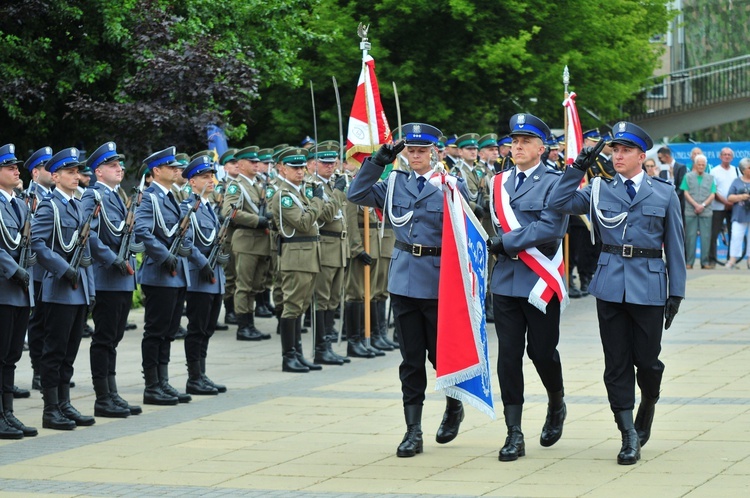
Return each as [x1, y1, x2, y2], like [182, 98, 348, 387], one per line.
[184, 185, 192, 193]
[475, 169, 484, 178]
[305, 187, 313, 199]
[227, 184, 238, 195]
[266, 187, 275, 199]
[281, 195, 294, 208]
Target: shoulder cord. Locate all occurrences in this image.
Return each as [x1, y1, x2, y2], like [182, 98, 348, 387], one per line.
[590, 177, 628, 243]
[277, 189, 305, 238]
[149, 193, 179, 238]
[190, 212, 216, 246]
[385, 170, 413, 232]
[92, 190, 125, 236]
[237, 182, 260, 214]
[0, 207, 21, 250]
[50, 200, 79, 253]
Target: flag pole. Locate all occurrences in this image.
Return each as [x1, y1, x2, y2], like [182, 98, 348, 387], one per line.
[358, 23, 373, 348]
[562, 65, 571, 292]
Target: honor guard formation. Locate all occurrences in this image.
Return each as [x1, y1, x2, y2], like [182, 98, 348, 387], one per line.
[1, 116, 687, 467]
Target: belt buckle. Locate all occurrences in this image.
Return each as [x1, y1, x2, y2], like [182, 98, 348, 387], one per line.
[340, 231, 347, 240]
[622, 244, 634, 258]
[412, 244, 423, 257]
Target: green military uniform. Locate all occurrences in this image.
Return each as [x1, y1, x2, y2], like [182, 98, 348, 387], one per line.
[215, 149, 239, 323]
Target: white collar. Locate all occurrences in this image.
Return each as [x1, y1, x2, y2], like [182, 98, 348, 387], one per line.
[152, 181, 171, 195]
[619, 170, 645, 188]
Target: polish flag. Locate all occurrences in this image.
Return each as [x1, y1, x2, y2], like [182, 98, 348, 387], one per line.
[345, 55, 391, 167]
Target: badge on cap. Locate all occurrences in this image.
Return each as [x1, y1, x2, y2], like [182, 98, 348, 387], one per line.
[9, 145, 14, 153]
[108, 143, 115, 151]
[518, 114, 526, 125]
[618, 122, 626, 132]
[71, 148, 78, 157]
[45, 147, 52, 155]
[412, 124, 422, 134]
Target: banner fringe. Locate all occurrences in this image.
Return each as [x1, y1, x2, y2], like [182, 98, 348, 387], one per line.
[443, 387, 496, 420]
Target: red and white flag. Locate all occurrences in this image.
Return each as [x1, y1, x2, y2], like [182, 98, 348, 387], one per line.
[345, 55, 391, 167]
[563, 92, 583, 166]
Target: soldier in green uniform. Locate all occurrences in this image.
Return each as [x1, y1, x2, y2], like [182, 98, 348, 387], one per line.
[476, 133, 497, 322]
[170, 154, 191, 202]
[214, 149, 239, 324]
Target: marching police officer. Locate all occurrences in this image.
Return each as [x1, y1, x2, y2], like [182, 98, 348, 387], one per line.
[347, 124, 470, 458]
[549, 121, 686, 465]
[31, 147, 96, 430]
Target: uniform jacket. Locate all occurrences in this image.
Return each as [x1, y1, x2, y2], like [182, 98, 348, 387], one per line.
[31, 190, 95, 305]
[134, 183, 191, 288]
[81, 183, 137, 292]
[489, 166, 568, 298]
[347, 157, 469, 300]
[316, 178, 349, 268]
[0, 194, 34, 307]
[26, 182, 51, 284]
[550, 167, 686, 305]
[223, 174, 271, 256]
[182, 199, 225, 295]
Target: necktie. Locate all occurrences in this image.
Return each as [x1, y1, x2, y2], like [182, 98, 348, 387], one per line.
[167, 191, 179, 211]
[516, 172, 526, 191]
[625, 179, 636, 200]
[417, 176, 426, 193]
[113, 189, 126, 212]
[69, 198, 79, 215]
[10, 197, 22, 223]
[205, 202, 216, 222]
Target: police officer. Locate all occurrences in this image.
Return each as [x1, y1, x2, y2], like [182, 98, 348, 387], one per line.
[181, 155, 227, 395]
[348, 123, 470, 458]
[134, 147, 193, 406]
[31, 147, 96, 430]
[171, 154, 192, 202]
[0, 144, 36, 438]
[496, 136, 514, 173]
[81, 142, 139, 418]
[443, 134, 459, 170]
[487, 114, 569, 462]
[549, 121, 686, 465]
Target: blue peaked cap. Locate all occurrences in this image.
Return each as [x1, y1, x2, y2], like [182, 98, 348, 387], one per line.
[46, 148, 81, 173]
[87, 142, 119, 170]
[508, 114, 551, 141]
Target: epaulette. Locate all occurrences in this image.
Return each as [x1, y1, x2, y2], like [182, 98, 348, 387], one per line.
[391, 169, 409, 177]
[545, 168, 563, 176]
[649, 175, 671, 184]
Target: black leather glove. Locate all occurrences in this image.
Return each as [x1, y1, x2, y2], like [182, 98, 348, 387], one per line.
[371, 141, 406, 167]
[199, 263, 215, 283]
[572, 140, 605, 172]
[161, 254, 178, 273]
[487, 235, 507, 256]
[112, 256, 130, 276]
[473, 204, 485, 220]
[356, 251, 373, 266]
[313, 184, 325, 199]
[333, 175, 347, 192]
[88, 297, 96, 315]
[257, 216, 269, 229]
[664, 296, 682, 330]
[11, 267, 30, 290]
[63, 266, 78, 286]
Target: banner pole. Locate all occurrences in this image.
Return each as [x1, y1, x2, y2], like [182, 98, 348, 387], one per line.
[563, 65, 571, 292]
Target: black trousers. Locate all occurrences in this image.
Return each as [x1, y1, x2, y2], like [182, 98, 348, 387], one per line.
[391, 294, 438, 406]
[0, 305, 31, 394]
[493, 294, 563, 406]
[90, 290, 133, 380]
[40, 303, 87, 388]
[185, 292, 222, 363]
[141, 285, 185, 370]
[27, 281, 46, 370]
[709, 209, 733, 264]
[596, 299, 664, 413]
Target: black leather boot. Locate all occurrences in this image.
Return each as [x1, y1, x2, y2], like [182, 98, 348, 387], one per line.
[254, 294, 274, 318]
[314, 310, 343, 365]
[345, 302, 375, 358]
[0, 395, 23, 439]
[615, 410, 641, 465]
[369, 300, 393, 351]
[324, 309, 350, 363]
[275, 304, 283, 335]
[158, 365, 191, 403]
[12, 385, 30, 399]
[224, 297, 238, 324]
[540, 390, 566, 447]
[634, 393, 659, 447]
[435, 396, 464, 444]
[93, 378, 130, 418]
[42, 387, 76, 431]
[200, 358, 226, 393]
[186, 361, 218, 395]
[281, 317, 309, 373]
[58, 384, 95, 426]
[377, 301, 399, 348]
[580, 275, 591, 296]
[143, 367, 178, 405]
[262, 289, 276, 314]
[397, 405, 423, 457]
[32, 369, 42, 391]
[236, 313, 265, 341]
[3, 393, 37, 437]
[499, 405, 525, 461]
[109, 374, 142, 415]
[295, 317, 322, 370]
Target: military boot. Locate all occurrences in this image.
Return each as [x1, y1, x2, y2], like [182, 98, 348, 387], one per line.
[579, 275, 591, 296]
[200, 358, 226, 393]
[143, 367, 178, 406]
[295, 317, 322, 370]
[369, 300, 394, 351]
[324, 309, 350, 363]
[42, 387, 76, 431]
[3, 393, 37, 437]
[261, 289, 276, 314]
[435, 396, 464, 444]
[254, 295, 273, 318]
[313, 310, 343, 365]
[93, 378, 130, 418]
[109, 374, 142, 415]
[345, 302, 375, 358]
[236, 313, 264, 341]
[158, 365, 191, 403]
[634, 393, 659, 447]
[32, 368, 41, 391]
[360, 301, 385, 357]
[377, 300, 399, 348]
[58, 384, 95, 426]
[499, 405, 525, 461]
[615, 410, 641, 465]
[0, 395, 23, 439]
[186, 361, 218, 395]
[280, 317, 309, 373]
[224, 297, 238, 324]
[397, 405, 423, 457]
[540, 390, 566, 447]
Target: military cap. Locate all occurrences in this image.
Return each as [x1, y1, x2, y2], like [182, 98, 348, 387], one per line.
[478, 133, 499, 149]
[87, 142, 119, 170]
[0, 144, 22, 166]
[610, 121, 653, 151]
[508, 113, 551, 141]
[546, 138, 560, 150]
[143, 146, 181, 170]
[318, 140, 340, 149]
[300, 136, 316, 148]
[24, 146, 53, 171]
[445, 134, 458, 148]
[278, 148, 309, 167]
[236, 146, 260, 161]
[400, 123, 442, 147]
[46, 147, 82, 173]
[183, 154, 216, 179]
[498, 135, 512, 147]
[582, 128, 601, 142]
[273, 143, 290, 155]
[218, 148, 238, 165]
[554, 134, 565, 144]
[80, 165, 93, 176]
[601, 131, 614, 143]
[257, 148, 274, 163]
[309, 143, 339, 162]
[456, 133, 480, 149]
[437, 136, 447, 151]
[175, 153, 190, 167]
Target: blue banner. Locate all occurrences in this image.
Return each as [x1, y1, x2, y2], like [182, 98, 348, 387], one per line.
[667, 141, 750, 170]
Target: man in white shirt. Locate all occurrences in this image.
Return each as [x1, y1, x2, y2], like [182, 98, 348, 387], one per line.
[707, 147, 739, 266]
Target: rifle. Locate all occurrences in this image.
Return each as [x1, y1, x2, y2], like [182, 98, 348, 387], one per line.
[206, 203, 238, 283]
[18, 190, 38, 274]
[117, 174, 147, 275]
[167, 185, 207, 276]
[69, 198, 101, 289]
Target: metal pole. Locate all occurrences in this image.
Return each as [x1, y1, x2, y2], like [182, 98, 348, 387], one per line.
[358, 23, 373, 348]
[562, 66, 571, 292]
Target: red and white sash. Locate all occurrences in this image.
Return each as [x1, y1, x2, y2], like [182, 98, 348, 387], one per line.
[491, 171, 569, 313]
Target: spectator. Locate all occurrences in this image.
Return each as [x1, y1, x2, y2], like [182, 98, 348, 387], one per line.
[708, 148, 739, 266]
[688, 147, 704, 170]
[643, 158, 659, 177]
[680, 154, 715, 269]
[725, 158, 750, 270]
[657, 146, 687, 216]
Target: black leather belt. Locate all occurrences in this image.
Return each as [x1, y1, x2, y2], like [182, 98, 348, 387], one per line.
[395, 240, 441, 257]
[602, 244, 662, 258]
[358, 222, 379, 228]
[319, 230, 346, 239]
[280, 236, 320, 244]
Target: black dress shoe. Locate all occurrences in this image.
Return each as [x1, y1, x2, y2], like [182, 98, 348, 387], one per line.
[82, 324, 94, 338]
[254, 304, 273, 318]
[125, 322, 137, 330]
[236, 327, 264, 341]
[5, 412, 37, 437]
[540, 402, 566, 447]
[435, 398, 464, 444]
[12, 385, 30, 399]
[224, 311, 238, 325]
[499, 426, 525, 461]
[174, 326, 188, 340]
[214, 323, 229, 331]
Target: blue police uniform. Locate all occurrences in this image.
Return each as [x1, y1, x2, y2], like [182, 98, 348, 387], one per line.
[549, 121, 687, 465]
[134, 147, 193, 405]
[31, 147, 96, 430]
[347, 123, 471, 458]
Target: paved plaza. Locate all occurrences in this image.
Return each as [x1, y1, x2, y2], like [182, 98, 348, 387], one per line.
[1, 268, 749, 497]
